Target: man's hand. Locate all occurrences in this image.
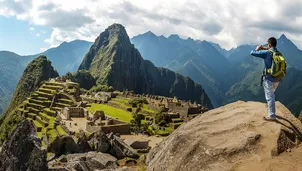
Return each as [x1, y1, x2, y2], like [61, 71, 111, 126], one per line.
[256, 45, 262, 51]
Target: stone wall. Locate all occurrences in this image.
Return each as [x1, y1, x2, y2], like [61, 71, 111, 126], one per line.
[85, 123, 130, 135]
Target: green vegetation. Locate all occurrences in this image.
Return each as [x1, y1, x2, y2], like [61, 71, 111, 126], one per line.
[89, 84, 114, 92]
[87, 103, 133, 122]
[56, 125, 66, 136]
[65, 70, 96, 90]
[128, 97, 148, 107]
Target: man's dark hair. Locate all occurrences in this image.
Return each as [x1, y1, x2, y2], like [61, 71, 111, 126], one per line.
[268, 37, 277, 47]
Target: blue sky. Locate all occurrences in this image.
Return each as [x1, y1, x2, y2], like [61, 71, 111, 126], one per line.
[0, 16, 52, 55]
[0, 0, 301, 55]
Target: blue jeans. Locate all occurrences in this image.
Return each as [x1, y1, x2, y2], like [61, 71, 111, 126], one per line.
[263, 79, 279, 118]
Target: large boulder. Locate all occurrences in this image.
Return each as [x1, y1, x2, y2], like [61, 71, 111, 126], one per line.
[77, 131, 92, 153]
[48, 152, 118, 170]
[109, 135, 139, 159]
[47, 135, 79, 157]
[88, 130, 110, 153]
[146, 101, 302, 171]
[0, 120, 48, 171]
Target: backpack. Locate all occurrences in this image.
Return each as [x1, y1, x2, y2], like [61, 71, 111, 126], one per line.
[265, 50, 287, 81]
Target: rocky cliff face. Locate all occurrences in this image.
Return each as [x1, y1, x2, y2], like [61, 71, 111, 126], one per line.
[0, 56, 59, 144]
[0, 120, 48, 171]
[79, 24, 212, 107]
[146, 101, 302, 171]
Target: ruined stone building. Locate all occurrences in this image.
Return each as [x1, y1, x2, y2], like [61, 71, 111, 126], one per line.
[61, 107, 88, 120]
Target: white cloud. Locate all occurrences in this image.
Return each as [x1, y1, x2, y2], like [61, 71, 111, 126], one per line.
[29, 27, 35, 31]
[36, 33, 40, 37]
[1, 0, 302, 49]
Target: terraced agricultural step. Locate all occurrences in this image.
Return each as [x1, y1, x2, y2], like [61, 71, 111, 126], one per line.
[45, 82, 64, 87]
[54, 102, 70, 108]
[39, 88, 56, 94]
[28, 107, 41, 115]
[27, 113, 36, 119]
[36, 91, 54, 99]
[38, 112, 51, 123]
[27, 102, 45, 110]
[172, 118, 183, 123]
[51, 106, 63, 111]
[32, 120, 43, 132]
[58, 98, 74, 105]
[36, 96, 48, 101]
[36, 116, 49, 127]
[29, 99, 45, 106]
[43, 108, 57, 117]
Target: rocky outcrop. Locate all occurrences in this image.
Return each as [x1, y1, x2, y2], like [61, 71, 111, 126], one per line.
[146, 101, 302, 171]
[88, 131, 139, 159]
[109, 134, 139, 159]
[48, 135, 79, 157]
[0, 120, 48, 171]
[48, 151, 118, 170]
[77, 131, 92, 153]
[88, 130, 110, 153]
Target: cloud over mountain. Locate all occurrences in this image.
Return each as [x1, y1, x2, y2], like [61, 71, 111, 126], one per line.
[0, 0, 301, 49]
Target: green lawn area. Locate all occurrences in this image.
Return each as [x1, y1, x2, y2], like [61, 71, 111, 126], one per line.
[87, 103, 133, 123]
[110, 101, 130, 108]
[112, 97, 129, 103]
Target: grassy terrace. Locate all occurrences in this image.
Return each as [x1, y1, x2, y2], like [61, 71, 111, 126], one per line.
[44, 108, 56, 114]
[87, 103, 133, 123]
[56, 125, 66, 135]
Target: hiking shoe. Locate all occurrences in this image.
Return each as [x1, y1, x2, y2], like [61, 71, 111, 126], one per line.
[263, 116, 276, 121]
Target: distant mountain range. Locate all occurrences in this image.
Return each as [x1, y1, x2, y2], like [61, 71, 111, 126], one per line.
[131, 33, 302, 116]
[0, 40, 92, 114]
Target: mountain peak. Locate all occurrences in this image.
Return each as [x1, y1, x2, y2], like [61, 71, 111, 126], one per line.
[279, 34, 287, 40]
[103, 23, 130, 44]
[143, 31, 156, 37]
[168, 34, 181, 40]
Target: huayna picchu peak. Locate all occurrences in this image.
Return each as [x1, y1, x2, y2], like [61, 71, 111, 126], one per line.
[79, 24, 213, 108]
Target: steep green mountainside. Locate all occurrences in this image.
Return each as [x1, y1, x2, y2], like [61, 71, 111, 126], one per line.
[65, 70, 96, 90]
[0, 51, 27, 114]
[79, 24, 213, 107]
[131, 32, 238, 107]
[0, 40, 91, 114]
[0, 56, 58, 141]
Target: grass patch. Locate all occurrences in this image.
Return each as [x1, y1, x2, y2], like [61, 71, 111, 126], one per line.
[47, 129, 57, 139]
[87, 103, 133, 123]
[56, 125, 66, 135]
[33, 119, 42, 127]
[112, 97, 129, 104]
[155, 129, 170, 136]
[110, 101, 130, 108]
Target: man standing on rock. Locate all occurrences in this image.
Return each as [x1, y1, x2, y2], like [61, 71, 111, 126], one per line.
[250, 37, 286, 121]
